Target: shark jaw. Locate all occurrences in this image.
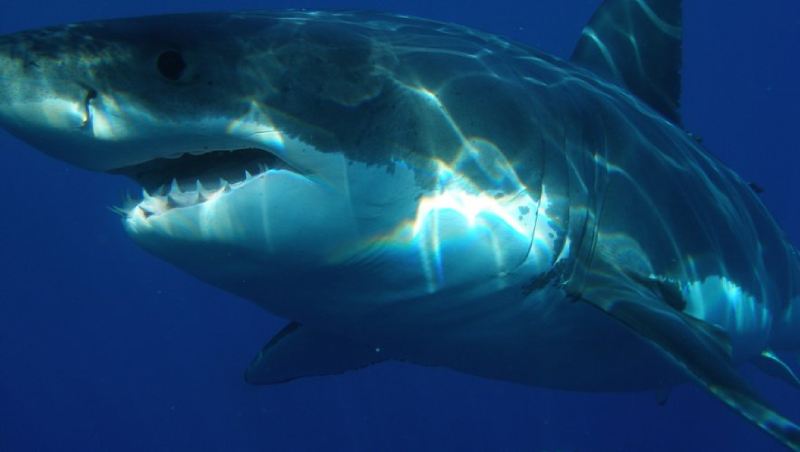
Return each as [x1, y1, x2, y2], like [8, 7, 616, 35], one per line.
[117, 135, 363, 265]
[113, 146, 301, 221]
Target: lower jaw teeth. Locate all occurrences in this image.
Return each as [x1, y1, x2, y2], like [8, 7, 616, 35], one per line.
[132, 175, 247, 219]
[125, 163, 280, 219]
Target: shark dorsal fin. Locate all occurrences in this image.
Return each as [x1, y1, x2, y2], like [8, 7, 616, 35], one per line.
[571, 0, 683, 124]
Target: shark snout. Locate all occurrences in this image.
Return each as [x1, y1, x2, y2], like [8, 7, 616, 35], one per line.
[0, 84, 99, 170]
[0, 34, 96, 163]
[0, 37, 156, 172]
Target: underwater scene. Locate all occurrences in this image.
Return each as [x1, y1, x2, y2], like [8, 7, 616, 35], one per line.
[0, 1, 799, 451]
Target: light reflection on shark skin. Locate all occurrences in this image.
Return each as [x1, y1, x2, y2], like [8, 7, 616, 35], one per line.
[338, 145, 550, 295]
[1, 3, 800, 447]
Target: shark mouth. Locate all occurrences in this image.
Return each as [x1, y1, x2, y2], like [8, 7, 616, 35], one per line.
[111, 148, 295, 217]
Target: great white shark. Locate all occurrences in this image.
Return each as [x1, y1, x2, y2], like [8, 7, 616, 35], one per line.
[1, 0, 799, 448]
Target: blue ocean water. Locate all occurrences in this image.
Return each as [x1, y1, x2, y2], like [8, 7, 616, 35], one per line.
[0, 1, 798, 450]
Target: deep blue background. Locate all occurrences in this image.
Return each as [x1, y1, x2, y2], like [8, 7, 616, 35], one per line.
[0, 1, 798, 451]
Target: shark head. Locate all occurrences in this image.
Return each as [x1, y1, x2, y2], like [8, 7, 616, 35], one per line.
[0, 12, 563, 321]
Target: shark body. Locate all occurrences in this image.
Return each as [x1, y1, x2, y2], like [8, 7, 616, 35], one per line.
[2, 0, 800, 447]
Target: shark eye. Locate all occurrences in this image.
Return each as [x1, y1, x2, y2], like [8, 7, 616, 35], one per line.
[156, 50, 186, 81]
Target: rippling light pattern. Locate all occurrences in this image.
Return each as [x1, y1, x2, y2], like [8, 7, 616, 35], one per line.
[348, 140, 561, 294]
[226, 100, 286, 154]
[683, 275, 770, 352]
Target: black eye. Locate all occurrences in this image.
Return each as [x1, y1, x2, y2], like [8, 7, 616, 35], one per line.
[156, 50, 186, 81]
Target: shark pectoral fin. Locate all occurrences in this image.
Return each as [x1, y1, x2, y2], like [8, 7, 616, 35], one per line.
[571, 0, 683, 124]
[754, 350, 800, 390]
[245, 322, 386, 385]
[574, 268, 800, 448]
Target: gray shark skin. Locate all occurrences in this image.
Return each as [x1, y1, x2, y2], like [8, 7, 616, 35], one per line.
[1, 0, 800, 448]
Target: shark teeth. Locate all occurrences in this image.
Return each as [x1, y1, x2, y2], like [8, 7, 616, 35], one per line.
[124, 174, 260, 220]
[169, 178, 181, 194]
